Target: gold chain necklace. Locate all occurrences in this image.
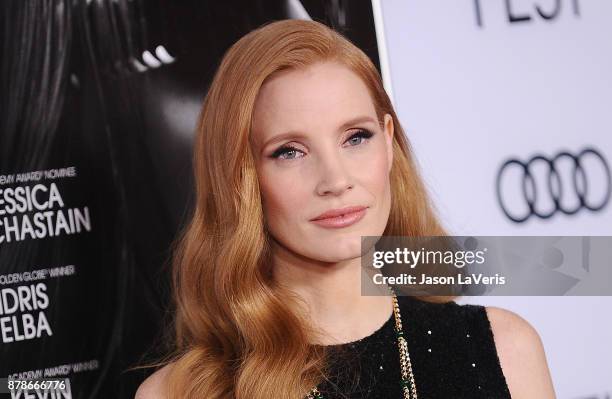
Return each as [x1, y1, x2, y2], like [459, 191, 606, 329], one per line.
[306, 287, 418, 399]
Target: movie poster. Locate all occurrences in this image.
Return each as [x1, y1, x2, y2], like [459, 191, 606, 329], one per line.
[0, 1, 379, 397]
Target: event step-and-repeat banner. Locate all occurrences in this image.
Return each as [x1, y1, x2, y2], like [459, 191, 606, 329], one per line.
[373, 0, 611, 397]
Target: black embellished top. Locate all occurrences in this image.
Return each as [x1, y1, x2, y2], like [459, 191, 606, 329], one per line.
[314, 295, 512, 399]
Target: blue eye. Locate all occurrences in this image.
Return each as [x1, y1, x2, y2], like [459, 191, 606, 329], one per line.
[345, 129, 374, 146]
[271, 146, 304, 160]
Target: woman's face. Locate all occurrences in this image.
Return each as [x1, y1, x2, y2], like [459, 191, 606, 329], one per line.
[250, 61, 394, 263]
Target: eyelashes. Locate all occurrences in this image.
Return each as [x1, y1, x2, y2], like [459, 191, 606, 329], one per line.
[270, 129, 375, 160]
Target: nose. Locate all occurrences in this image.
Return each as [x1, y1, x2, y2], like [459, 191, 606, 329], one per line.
[315, 151, 354, 196]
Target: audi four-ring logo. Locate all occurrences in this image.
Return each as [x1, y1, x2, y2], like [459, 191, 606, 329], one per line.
[496, 147, 611, 223]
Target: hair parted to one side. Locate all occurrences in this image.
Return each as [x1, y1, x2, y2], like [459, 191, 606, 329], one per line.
[163, 19, 448, 398]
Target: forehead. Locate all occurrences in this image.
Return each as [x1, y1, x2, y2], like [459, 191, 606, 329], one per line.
[251, 61, 377, 143]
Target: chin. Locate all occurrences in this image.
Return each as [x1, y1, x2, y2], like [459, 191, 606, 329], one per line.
[313, 236, 367, 262]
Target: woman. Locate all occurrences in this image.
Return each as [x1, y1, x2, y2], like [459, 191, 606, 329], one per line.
[136, 19, 556, 398]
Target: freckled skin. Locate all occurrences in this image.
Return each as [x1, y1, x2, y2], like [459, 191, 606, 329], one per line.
[250, 61, 395, 264]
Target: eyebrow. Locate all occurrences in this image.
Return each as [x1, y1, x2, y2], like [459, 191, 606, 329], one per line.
[261, 115, 379, 150]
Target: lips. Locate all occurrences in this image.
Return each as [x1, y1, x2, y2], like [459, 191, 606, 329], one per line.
[310, 205, 368, 228]
[311, 205, 368, 221]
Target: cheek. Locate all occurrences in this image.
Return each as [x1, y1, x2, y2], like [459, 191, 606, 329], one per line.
[360, 142, 392, 194]
[258, 166, 308, 229]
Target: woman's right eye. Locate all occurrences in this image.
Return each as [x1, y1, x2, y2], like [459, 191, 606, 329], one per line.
[271, 145, 305, 160]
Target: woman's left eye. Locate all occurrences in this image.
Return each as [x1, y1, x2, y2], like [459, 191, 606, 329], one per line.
[345, 129, 374, 146]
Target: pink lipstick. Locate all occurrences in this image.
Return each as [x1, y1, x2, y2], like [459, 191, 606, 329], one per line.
[310, 206, 368, 228]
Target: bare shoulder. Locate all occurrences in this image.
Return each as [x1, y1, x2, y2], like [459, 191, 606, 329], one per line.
[485, 306, 556, 399]
[134, 363, 174, 399]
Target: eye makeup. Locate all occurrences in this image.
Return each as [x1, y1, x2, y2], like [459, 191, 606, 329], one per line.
[269, 129, 375, 161]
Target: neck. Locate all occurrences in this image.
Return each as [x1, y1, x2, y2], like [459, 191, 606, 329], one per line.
[271, 238, 393, 345]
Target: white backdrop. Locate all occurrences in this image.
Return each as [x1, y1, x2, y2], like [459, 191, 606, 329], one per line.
[372, 0, 612, 397]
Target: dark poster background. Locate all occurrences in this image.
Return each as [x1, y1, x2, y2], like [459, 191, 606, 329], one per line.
[0, 1, 380, 397]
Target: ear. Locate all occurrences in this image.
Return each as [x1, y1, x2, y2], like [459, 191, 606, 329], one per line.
[383, 113, 394, 174]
